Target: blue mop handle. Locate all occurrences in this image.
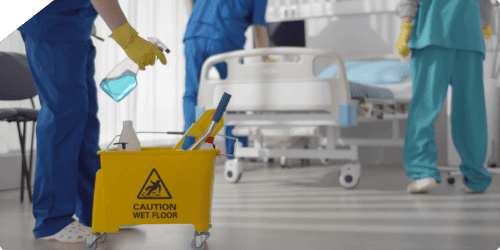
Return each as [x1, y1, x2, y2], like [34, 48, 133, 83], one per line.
[213, 92, 231, 123]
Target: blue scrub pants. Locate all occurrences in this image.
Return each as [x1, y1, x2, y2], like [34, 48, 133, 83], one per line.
[403, 46, 491, 192]
[184, 38, 248, 157]
[22, 35, 101, 238]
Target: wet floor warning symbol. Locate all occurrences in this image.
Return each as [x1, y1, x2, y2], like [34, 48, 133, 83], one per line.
[137, 168, 172, 199]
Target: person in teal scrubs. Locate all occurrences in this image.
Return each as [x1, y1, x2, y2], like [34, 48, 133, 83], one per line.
[396, 0, 493, 193]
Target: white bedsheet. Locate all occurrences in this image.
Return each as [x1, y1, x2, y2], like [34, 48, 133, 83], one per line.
[374, 79, 413, 100]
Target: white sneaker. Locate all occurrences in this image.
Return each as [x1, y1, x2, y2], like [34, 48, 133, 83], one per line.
[39, 221, 92, 243]
[461, 181, 481, 194]
[407, 177, 437, 194]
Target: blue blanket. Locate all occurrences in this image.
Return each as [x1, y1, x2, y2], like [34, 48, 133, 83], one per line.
[318, 61, 411, 99]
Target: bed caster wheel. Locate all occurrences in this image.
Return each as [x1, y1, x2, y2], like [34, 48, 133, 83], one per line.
[300, 159, 310, 167]
[263, 157, 274, 164]
[339, 163, 361, 189]
[280, 156, 288, 168]
[225, 159, 242, 183]
[447, 177, 455, 185]
[489, 163, 497, 168]
[320, 158, 331, 166]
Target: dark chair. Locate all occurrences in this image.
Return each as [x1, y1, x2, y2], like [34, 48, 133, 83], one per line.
[0, 52, 39, 203]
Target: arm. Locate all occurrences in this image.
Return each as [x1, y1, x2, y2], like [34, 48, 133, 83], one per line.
[478, 0, 492, 29]
[255, 24, 273, 61]
[255, 24, 270, 48]
[252, 0, 273, 61]
[396, 0, 418, 57]
[397, 0, 419, 23]
[185, 0, 195, 17]
[90, 0, 167, 70]
[90, 0, 128, 32]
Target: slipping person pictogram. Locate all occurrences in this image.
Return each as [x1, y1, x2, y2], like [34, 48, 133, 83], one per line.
[138, 169, 172, 199]
[146, 180, 162, 196]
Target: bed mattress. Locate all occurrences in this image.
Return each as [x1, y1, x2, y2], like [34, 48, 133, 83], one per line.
[350, 79, 412, 100]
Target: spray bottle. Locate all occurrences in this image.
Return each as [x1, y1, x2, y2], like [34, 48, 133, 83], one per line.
[100, 37, 171, 102]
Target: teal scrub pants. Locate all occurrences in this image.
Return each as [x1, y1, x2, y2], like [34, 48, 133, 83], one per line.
[403, 46, 492, 192]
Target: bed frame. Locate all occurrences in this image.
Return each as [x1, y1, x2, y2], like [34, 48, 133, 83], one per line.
[197, 47, 412, 188]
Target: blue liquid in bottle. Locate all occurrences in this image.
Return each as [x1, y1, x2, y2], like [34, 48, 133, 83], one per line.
[100, 70, 137, 102]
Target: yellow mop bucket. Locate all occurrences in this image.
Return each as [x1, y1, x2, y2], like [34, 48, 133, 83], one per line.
[83, 93, 232, 250]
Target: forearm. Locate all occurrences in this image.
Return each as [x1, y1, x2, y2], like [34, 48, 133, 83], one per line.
[255, 24, 270, 48]
[185, 0, 195, 17]
[90, 0, 128, 32]
[403, 16, 413, 24]
[478, 0, 492, 29]
[397, 0, 419, 20]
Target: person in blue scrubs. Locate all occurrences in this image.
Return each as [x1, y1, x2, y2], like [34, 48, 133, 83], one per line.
[183, 0, 270, 157]
[396, 0, 493, 193]
[18, 0, 166, 242]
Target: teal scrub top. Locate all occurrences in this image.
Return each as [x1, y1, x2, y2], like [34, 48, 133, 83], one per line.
[409, 0, 485, 56]
[184, 0, 268, 48]
[18, 0, 98, 41]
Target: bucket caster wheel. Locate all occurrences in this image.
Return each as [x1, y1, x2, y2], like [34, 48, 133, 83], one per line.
[447, 177, 455, 185]
[96, 233, 107, 243]
[225, 159, 242, 183]
[83, 233, 105, 250]
[192, 231, 209, 250]
[191, 239, 208, 250]
[82, 241, 97, 250]
[339, 162, 361, 189]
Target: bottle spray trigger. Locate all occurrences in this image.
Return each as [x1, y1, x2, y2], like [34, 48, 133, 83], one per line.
[148, 37, 171, 54]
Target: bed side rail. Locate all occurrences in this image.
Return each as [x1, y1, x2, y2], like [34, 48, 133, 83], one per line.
[197, 47, 355, 127]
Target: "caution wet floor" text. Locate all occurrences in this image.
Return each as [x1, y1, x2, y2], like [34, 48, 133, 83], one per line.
[133, 203, 177, 219]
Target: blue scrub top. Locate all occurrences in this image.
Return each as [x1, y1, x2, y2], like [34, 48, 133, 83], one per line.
[184, 0, 268, 48]
[18, 0, 98, 41]
[409, 0, 485, 56]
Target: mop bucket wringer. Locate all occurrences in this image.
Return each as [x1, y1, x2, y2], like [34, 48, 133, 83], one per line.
[84, 93, 233, 250]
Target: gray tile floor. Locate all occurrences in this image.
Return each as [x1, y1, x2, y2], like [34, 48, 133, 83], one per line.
[1, 161, 500, 250]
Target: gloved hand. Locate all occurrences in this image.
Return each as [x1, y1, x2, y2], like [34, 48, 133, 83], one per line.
[110, 23, 167, 70]
[397, 22, 413, 58]
[483, 25, 492, 40]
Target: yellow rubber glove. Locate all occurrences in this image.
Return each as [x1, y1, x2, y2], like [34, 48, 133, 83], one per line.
[109, 23, 167, 70]
[261, 57, 276, 63]
[396, 22, 413, 58]
[483, 25, 492, 40]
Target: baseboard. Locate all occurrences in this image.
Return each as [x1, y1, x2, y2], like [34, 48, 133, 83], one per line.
[0, 152, 36, 191]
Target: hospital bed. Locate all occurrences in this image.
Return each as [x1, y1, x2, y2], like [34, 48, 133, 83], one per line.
[197, 47, 413, 188]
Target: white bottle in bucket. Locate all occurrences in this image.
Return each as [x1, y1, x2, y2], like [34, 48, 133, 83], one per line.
[117, 120, 141, 151]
